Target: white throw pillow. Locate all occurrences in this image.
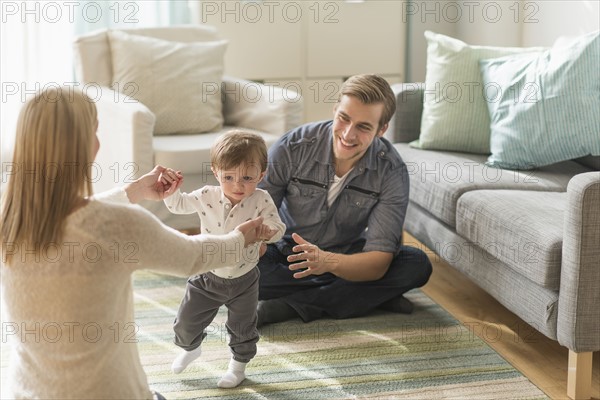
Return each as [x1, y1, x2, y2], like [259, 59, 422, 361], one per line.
[413, 31, 543, 154]
[107, 30, 227, 135]
[222, 78, 303, 135]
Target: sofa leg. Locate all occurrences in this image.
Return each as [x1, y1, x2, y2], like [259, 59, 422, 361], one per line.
[567, 350, 593, 399]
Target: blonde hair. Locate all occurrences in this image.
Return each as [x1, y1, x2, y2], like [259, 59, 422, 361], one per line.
[1, 87, 97, 265]
[210, 130, 268, 172]
[339, 74, 396, 131]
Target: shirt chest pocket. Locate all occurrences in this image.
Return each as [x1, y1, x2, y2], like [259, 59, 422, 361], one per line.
[341, 187, 379, 223]
[286, 179, 327, 223]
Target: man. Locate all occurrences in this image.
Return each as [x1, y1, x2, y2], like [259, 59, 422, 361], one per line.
[257, 74, 432, 326]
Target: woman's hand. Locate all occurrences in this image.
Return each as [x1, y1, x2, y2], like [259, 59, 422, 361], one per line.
[158, 168, 184, 198]
[235, 217, 278, 247]
[125, 165, 183, 203]
[235, 217, 263, 247]
[256, 224, 278, 243]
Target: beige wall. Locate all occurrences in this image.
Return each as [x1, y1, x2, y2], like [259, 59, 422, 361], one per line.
[196, 0, 406, 122]
[521, 0, 600, 46]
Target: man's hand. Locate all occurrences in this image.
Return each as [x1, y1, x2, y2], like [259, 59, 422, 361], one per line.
[287, 233, 337, 279]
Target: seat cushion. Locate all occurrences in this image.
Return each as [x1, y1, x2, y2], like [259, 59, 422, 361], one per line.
[394, 143, 592, 227]
[456, 190, 565, 290]
[153, 127, 280, 174]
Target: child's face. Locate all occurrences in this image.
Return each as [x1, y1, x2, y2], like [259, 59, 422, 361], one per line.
[213, 163, 265, 205]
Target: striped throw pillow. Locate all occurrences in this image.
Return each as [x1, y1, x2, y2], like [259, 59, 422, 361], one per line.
[481, 31, 600, 170]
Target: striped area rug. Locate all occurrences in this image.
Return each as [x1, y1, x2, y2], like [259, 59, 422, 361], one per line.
[133, 271, 548, 400]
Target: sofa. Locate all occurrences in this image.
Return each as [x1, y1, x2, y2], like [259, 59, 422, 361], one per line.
[73, 26, 303, 230]
[388, 82, 599, 399]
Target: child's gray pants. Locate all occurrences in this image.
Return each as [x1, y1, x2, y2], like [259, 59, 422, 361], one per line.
[173, 268, 260, 363]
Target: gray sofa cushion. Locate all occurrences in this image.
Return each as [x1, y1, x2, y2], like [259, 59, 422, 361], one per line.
[405, 200, 559, 340]
[395, 143, 592, 227]
[456, 190, 565, 290]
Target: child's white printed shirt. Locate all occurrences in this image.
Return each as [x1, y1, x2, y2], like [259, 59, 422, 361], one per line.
[164, 186, 285, 279]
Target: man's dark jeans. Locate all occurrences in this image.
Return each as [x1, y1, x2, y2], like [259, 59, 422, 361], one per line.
[258, 240, 432, 322]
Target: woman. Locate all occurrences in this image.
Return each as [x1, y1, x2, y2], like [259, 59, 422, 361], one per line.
[0, 87, 270, 399]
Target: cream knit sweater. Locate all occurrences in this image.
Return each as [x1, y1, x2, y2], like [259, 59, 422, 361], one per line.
[1, 188, 245, 399]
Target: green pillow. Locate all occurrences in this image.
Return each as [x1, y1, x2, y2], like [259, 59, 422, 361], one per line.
[481, 31, 600, 169]
[412, 31, 543, 154]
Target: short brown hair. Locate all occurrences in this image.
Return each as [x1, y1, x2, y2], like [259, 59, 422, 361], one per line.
[338, 74, 396, 130]
[210, 130, 268, 172]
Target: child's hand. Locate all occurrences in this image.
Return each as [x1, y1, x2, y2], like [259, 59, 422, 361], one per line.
[259, 242, 267, 257]
[158, 168, 183, 197]
[257, 225, 278, 242]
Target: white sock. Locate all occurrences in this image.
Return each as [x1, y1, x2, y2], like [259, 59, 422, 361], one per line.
[217, 359, 247, 388]
[171, 346, 202, 374]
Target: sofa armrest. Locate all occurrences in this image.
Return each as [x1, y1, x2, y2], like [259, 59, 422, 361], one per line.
[385, 83, 424, 144]
[222, 76, 303, 136]
[93, 87, 156, 193]
[557, 171, 600, 352]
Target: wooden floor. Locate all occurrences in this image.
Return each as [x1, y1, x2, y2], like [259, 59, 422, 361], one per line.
[404, 234, 600, 400]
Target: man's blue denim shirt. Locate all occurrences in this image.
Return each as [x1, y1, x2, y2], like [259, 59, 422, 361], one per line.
[259, 120, 410, 255]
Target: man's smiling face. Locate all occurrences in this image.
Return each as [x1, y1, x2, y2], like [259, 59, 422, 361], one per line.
[331, 95, 387, 174]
